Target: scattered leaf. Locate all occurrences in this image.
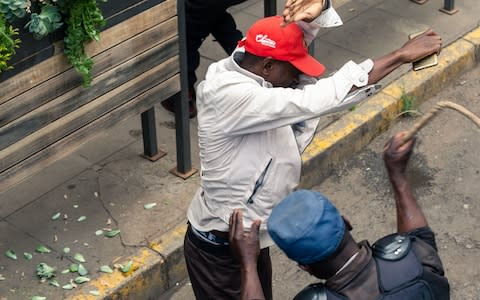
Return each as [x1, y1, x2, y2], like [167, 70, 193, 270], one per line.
[74, 276, 90, 284]
[36, 245, 51, 253]
[36, 263, 56, 279]
[6, 250, 17, 260]
[89, 290, 101, 296]
[74, 253, 86, 263]
[61, 269, 70, 274]
[99, 265, 113, 273]
[54, 235, 58, 242]
[49, 279, 60, 287]
[64, 194, 68, 199]
[0, 274, 5, 280]
[95, 230, 103, 236]
[104, 229, 121, 238]
[63, 247, 70, 254]
[51, 212, 61, 220]
[73, 204, 79, 208]
[77, 216, 87, 222]
[94, 192, 99, 197]
[31, 296, 47, 300]
[106, 218, 112, 225]
[63, 214, 68, 220]
[70, 264, 79, 272]
[143, 202, 157, 210]
[24, 252, 33, 260]
[62, 283, 74, 290]
[78, 264, 88, 276]
[120, 260, 133, 273]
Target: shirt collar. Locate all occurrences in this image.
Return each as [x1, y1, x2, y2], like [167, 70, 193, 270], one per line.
[227, 50, 273, 88]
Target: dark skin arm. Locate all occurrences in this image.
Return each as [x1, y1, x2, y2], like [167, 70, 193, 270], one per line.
[229, 209, 266, 300]
[367, 29, 442, 85]
[383, 132, 428, 233]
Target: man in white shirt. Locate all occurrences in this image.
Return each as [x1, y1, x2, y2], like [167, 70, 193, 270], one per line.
[183, 2, 442, 299]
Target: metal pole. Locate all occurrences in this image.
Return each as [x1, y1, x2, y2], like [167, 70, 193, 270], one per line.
[141, 108, 166, 161]
[439, 0, 458, 14]
[264, 0, 276, 17]
[170, 0, 197, 179]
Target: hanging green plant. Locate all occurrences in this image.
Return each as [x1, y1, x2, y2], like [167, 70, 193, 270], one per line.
[0, 12, 20, 72]
[63, 0, 105, 87]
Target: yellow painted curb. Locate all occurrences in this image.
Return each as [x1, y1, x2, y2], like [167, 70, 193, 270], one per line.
[300, 26, 479, 188]
[66, 223, 187, 300]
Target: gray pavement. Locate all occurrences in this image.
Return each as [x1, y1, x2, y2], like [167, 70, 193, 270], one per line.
[1, 0, 480, 299]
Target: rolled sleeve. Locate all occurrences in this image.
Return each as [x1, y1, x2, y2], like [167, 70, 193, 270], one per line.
[332, 59, 374, 100]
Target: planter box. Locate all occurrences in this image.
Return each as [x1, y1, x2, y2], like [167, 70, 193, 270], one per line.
[1, 0, 166, 81]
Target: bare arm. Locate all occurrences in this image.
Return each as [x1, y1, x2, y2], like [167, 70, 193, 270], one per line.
[383, 132, 428, 233]
[229, 209, 266, 300]
[368, 29, 442, 85]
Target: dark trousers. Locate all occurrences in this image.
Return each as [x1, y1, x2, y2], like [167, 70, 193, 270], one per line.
[185, 0, 245, 89]
[184, 225, 273, 300]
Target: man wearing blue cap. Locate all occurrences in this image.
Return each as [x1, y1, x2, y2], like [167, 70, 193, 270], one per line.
[229, 132, 450, 300]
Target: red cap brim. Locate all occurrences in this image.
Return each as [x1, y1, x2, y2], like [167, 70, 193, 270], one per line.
[290, 55, 326, 77]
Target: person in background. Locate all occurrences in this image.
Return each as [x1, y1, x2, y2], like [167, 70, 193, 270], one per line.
[161, 0, 247, 118]
[229, 132, 450, 300]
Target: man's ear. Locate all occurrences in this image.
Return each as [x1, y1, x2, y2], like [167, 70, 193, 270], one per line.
[298, 264, 313, 275]
[261, 57, 274, 76]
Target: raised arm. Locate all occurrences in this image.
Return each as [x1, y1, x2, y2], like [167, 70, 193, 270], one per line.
[229, 209, 266, 300]
[368, 29, 442, 85]
[383, 132, 428, 233]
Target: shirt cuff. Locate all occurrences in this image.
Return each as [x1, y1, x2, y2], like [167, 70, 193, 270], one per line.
[332, 59, 374, 100]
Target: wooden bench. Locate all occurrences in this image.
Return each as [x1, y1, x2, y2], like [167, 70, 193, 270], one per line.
[0, 0, 191, 192]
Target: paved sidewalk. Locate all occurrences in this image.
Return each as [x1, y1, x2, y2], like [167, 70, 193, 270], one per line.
[1, 0, 479, 299]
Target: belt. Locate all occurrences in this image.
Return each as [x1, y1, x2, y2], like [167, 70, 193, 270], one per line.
[187, 225, 232, 256]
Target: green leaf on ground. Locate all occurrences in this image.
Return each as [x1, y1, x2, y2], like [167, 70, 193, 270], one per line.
[5, 250, 17, 260]
[77, 216, 87, 222]
[78, 264, 88, 276]
[63, 247, 70, 254]
[143, 202, 157, 210]
[99, 265, 113, 273]
[62, 283, 74, 290]
[74, 276, 90, 284]
[36, 245, 51, 253]
[89, 290, 101, 296]
[120, 260, 133, 273]
[51, 212, 61, 220]
[95, 230, 103, 236]
[70, 264, 79, 272]
[36, 263, 56, 279]
[49, 279, 60, 287]
[61, 269, 70, 274]
[104, 229, 120, 238]
[23, 252, 33, 260]
[31, 296, 47, 300]
[74, 253, 86, 263]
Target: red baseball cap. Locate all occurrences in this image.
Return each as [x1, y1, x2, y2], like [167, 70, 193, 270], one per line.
[238, 16, 325, 77]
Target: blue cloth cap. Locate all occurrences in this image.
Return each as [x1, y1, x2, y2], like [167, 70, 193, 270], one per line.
[267, 190, 345, 265]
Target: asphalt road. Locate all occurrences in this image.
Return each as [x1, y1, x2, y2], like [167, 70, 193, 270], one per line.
[162, 64, 480, 300]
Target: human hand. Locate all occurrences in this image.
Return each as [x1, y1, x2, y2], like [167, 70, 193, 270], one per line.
[398, 29, 442, 63]
[383, 132, 416, 175]
[282, 0, 325, 24]
[229, 209, 261, 268]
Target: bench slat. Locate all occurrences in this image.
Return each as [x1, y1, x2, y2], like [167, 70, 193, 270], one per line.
[0, 54, 179, 171]
[0, 74, 180, 192]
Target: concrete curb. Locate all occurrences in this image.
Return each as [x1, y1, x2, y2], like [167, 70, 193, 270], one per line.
[68, 27, 480, 299]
